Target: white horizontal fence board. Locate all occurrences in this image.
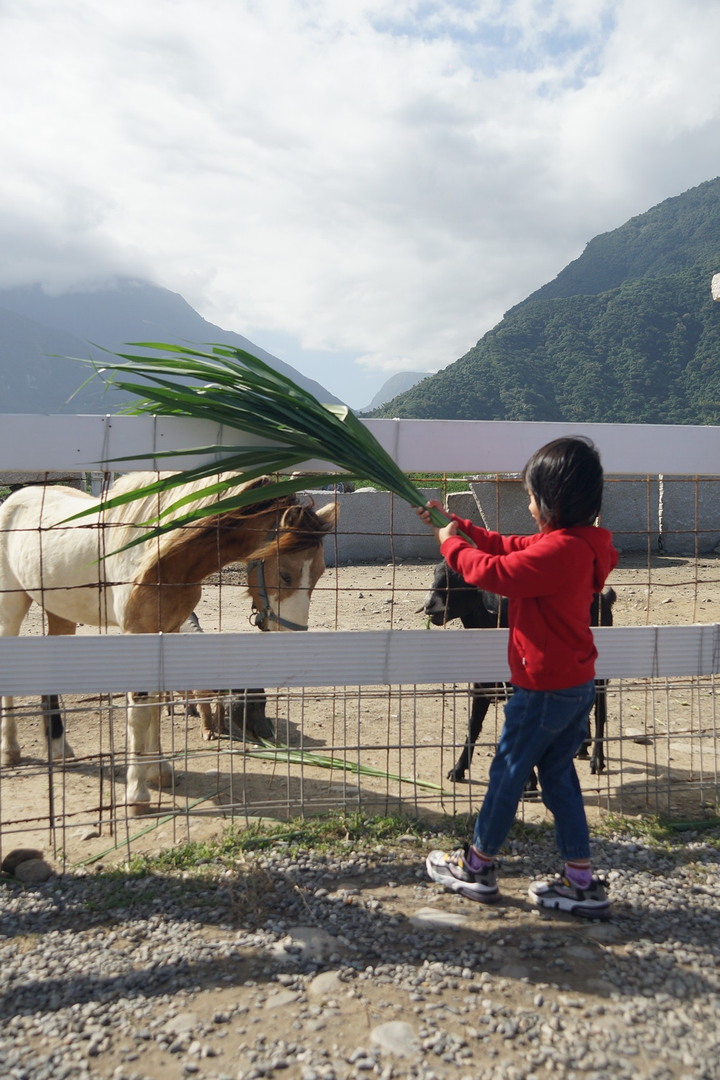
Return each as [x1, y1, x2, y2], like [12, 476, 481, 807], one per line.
[0, 626, 717, 695]
[0, 415, 277, 473]
[592, 625, 720, 678]
[0, 415, 718, 475]
[364, 419, 720, 476]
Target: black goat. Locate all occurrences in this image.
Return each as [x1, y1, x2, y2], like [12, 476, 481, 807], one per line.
[422, 561, 616, 785]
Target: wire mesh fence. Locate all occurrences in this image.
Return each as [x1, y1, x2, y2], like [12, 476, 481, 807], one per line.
[1, 671, 718, 868]
[0, 464, 716, 868]
[1, 452, 719, 866]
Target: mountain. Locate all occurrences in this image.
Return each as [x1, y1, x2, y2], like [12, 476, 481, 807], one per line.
[372, 177, 720, 424]
[358, 371, 432, 413]
[0, 279, 343, 413]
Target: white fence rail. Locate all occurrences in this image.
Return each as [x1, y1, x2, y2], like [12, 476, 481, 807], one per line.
[0, 626, 718, 695]
[1, 414, 719, 475]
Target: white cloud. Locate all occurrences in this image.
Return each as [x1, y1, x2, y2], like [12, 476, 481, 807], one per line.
[1, 0, 720, 405]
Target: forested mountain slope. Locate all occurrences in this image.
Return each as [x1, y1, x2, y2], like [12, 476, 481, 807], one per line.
[373, 178, 720, 424]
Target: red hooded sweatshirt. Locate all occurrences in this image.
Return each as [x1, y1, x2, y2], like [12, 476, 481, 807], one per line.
[441, 518, 618, 691]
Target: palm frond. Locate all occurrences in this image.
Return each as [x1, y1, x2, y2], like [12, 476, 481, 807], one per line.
[69, 342, 458, 541]
[248, 739, 450, 793]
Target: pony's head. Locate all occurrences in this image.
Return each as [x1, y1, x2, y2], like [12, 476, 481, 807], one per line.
[246, 501, 338, 631]
[123, 474, 338, 635]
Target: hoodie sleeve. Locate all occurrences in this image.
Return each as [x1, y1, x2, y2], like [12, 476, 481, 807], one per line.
[441, 529, 584, 599]
[449, 517, 536, 555]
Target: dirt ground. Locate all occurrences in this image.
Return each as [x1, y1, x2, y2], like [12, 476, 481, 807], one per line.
[1, 553, 719, 871]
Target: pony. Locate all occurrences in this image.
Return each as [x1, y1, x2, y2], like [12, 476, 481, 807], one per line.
[0, 472, 337, 812]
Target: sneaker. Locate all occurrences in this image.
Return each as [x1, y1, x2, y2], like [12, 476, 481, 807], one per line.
[425, 844, 500, 903]
[528, 873, 611, 920]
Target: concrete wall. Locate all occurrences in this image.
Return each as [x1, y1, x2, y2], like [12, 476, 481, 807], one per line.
[467, 474, 720, 555]
[659, 476, 720, 555]
[307, 476, 720, 561]
[304, 487, 443, 565]
[3, 472, 718, 559]
[0, 471, 86, 490]
[468, 477, 534, 535]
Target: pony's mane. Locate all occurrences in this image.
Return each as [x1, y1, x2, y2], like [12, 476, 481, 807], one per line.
[108, 472, 332, 578]
[251, 502, 335, 561]
[104, 470, 260, 527]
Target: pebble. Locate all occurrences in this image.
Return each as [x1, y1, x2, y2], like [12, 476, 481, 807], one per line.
[409, 907, 468, 929]
[12, 857, 55, 884]
[0, 827, 718, 1079]
[371, 1020, 421, 1056]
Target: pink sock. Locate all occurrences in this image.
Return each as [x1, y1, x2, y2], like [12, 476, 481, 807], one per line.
[565, 863, 593, 889]
[466, 847, 493, 870]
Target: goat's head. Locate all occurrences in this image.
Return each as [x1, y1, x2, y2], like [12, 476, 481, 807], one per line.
[419, 560, 480, 626]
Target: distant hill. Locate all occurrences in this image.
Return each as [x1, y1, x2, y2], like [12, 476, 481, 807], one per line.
[0, 279, 343, 413]
[373, 177, 720, 424]
[358, 371, 432, 413]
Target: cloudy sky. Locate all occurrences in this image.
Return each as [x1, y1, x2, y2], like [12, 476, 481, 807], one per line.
[2, 0, 720, 407]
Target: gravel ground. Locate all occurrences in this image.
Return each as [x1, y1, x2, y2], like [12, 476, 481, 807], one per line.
[1, 823, 719, 1080]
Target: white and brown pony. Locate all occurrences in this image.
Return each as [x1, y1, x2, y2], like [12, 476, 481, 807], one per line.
[0, 472, 337, 812]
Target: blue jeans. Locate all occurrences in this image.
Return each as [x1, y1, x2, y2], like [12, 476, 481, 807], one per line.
[473, 680, 596, 862]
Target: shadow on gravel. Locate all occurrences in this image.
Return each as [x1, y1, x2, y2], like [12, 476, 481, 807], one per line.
[1, 830, 719, 1021]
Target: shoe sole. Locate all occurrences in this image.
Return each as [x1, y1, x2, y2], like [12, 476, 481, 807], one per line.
[426, 857, 500, 904]
[529, 891, 611, 921]
[457, 885, 500, 904]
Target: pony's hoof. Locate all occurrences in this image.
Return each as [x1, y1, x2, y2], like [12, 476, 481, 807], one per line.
[147, 761, 174, 788]
[51, 739, 75, 762]
[1, 750, 21, 767]
[127, 802, 152, 818]
[201, 728, 220, 742]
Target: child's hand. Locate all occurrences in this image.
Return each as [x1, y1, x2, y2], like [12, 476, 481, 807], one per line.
[416, 501, 458, 546]
[415, 499, 445, 526]
[436, 520, 458, 545]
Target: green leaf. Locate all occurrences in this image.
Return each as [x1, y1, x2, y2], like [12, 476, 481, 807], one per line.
[68, 342, 462, 549]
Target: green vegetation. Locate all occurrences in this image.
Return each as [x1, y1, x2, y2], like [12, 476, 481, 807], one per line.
[95, 809, 720, 881]
[348, 473, 474, 495]
[34, 809, 714, 919]
[373, 177, 720, 424]
[123, 811, 435, 875]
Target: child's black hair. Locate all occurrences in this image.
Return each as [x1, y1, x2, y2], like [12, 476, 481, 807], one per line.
[522, 436, 603, 529]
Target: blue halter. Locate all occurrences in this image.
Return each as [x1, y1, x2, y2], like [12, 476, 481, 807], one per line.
[247, 558, 309, 632]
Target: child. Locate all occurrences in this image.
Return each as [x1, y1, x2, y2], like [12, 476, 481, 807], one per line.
[417, 437, 618, 919]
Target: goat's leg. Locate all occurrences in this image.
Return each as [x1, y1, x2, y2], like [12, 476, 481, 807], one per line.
[575, 698, 593, 761]
[589, 681, 607, 774]
[523, 768, 540, 794]
[126, 691, 172, 814]
[575, 723, 591, 760]
[448, 688, 491, 782]
[448, 686, 539, 792]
